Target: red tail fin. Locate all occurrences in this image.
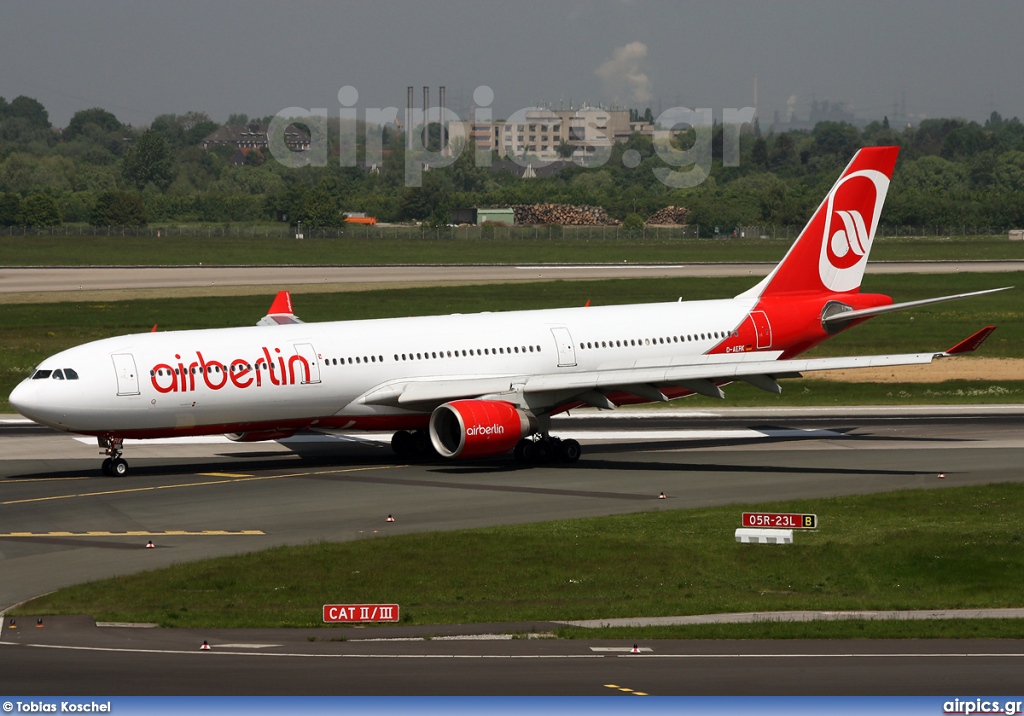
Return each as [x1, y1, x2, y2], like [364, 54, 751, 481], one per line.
[740, 146, 899, 299]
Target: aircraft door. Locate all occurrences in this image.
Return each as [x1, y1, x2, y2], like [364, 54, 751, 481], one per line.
[550, 327, 577, 367]
[111, 353, 140, 396]
[293, 343, 321, 384]
[749, 311, 772, 349]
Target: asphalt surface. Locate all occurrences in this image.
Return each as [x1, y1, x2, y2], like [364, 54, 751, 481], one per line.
[2, 406, 1024, 694]
[1, 261, 1021, 297]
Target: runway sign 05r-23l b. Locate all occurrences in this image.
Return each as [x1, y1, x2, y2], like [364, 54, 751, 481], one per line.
[742, 513, 818, 529]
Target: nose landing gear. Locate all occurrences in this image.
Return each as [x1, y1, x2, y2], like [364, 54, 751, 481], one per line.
[98, 435, 129, 476]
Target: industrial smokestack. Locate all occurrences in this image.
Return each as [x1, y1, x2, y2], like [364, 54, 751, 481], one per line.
[439, 85, 446, 153]
[406, 86, 414, 149]
[423, 86, 430, 149]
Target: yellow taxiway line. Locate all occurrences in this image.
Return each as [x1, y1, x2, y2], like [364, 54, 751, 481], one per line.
[1, 464, 397, 506]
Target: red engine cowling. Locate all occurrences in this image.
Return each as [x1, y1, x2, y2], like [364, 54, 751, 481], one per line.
[429, 400, 535, 459]
[225, 429, 297, 442]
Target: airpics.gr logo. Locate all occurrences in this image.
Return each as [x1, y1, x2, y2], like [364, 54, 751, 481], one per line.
[818, 169, 890, 292]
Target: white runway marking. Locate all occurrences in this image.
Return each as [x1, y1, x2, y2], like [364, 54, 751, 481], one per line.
[555, 428, 842, 442]
[215, 643, 282, 649]
[5, 642, 1024, 660]
[516, 265, 688, 271]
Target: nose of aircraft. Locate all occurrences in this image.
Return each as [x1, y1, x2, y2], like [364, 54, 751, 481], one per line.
[8, 379, 35, 419]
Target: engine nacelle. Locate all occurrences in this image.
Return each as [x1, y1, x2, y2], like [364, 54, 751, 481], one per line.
[225, 429, 297, 443]
[429, 400, 535, 459]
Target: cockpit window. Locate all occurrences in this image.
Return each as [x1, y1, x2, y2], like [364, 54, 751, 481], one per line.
[52, 369, 65, 380]
[64, 368, 79, 380]
[32, 369, 52, 380]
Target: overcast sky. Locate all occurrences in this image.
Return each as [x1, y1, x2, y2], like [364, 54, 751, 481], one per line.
[2, 0, 1022, 129]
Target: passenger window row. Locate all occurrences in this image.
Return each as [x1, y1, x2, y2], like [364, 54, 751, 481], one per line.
[578, 330, 737, 351]
[323, 345, 544, 366]
[325, 355, 385, 366]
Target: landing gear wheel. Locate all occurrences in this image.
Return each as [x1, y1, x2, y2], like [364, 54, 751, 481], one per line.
[532, 439, 552, 463]
[514, 438, 534, 463]
[99, 435, 126, 477]
[558, 439, 581, 463]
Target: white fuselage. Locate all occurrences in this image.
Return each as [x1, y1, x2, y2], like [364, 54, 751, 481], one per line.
[10, 297, 755, 437]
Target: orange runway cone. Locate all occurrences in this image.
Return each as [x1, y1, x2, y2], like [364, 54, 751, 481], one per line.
[386, 515, 395, 523]
[8, 619, 15, 629]
[201, 640, 211, 650]
[36, 619, 44, 628]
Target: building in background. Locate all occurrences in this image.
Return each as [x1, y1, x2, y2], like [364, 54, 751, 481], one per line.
[464, 107, 652, 165]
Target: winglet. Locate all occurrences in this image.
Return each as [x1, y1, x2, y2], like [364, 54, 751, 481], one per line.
[267, 291, 293, 316]
[945, 326, 997, 355]
[257, 291, 304, 326]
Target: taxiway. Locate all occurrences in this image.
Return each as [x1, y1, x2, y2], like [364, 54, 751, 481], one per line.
[2, 407, 1024, 694]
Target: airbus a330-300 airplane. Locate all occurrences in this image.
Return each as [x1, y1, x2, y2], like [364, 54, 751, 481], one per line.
[10, 146, 1009, 476]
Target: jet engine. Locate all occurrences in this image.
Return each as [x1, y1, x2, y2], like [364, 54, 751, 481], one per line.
[429, 400, 536, 459]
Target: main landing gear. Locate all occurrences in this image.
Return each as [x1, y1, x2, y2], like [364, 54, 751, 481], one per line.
[514, 435, 581, 465]
[99, 435, 129, 477]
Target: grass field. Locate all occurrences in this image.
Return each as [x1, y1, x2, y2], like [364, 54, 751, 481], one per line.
[2, 273, 1020, 412]
[15, 483, 1024, 638]
[1, 234, 1022, 267]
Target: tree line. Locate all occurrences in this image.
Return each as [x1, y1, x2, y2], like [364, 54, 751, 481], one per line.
[1, 94, 1023, 232]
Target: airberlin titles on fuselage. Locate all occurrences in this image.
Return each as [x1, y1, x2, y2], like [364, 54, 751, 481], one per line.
[150, 347, 311, 393]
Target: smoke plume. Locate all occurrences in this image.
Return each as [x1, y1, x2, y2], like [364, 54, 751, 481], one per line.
[596, 42, 653, 105]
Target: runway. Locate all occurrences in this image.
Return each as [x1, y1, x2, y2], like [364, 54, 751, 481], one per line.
[2, 406, 1024, 694]
[1, 261, 1021, 300]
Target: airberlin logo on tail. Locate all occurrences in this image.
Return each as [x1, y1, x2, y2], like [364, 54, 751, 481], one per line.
[150, 347, 310, 394]
[827, 209, 870, 269]
[818, 169, 889, 292]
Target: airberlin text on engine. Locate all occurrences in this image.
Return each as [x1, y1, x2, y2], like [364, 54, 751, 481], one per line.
[150, 347, 310, 393]
[465, 423, 505, 437]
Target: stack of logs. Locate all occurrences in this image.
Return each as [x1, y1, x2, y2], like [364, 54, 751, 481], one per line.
[645, 206, 690, 225]
[510, 204, 621, 226]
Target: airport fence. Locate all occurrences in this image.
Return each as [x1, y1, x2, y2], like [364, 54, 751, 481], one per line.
[0, 224, 1014, 241]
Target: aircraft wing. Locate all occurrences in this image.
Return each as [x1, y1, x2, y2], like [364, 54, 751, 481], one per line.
[357, 326, 997, 412]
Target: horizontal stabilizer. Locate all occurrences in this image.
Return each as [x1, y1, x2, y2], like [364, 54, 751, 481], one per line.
[822, 287, 1012, 326]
